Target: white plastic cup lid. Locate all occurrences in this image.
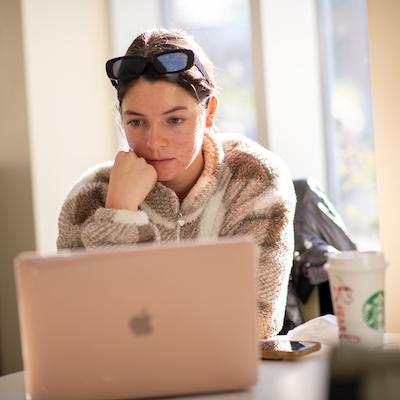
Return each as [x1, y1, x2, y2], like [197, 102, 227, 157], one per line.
[325, 251, 387, 271]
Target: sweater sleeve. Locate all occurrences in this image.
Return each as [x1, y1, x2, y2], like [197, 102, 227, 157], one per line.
[57, 180, 160, 250]
[220, 153, 296, 340]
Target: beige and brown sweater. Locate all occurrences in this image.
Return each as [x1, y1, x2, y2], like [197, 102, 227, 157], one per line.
[57, 132, 296, 338]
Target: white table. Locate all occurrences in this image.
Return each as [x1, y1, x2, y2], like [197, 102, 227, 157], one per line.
[2, 334, 399, 400]
[0, 346, 330, 400]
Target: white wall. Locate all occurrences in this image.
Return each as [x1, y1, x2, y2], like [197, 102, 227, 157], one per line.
[368, 0, 400, 332]
[0, 0, 36, 375]
[22, 0, 117, 252]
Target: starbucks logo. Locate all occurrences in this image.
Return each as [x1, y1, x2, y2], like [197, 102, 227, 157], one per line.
[362, 290, 384, 330]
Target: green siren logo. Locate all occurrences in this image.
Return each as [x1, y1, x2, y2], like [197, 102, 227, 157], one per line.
[362, 290, 384, 330]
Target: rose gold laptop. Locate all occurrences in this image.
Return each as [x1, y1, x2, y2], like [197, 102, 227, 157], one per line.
[14, 238, 259, 400]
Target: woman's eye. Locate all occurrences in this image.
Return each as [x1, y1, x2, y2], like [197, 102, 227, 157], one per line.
[168, 117, 184, 125]
[128, 119, 145, 128]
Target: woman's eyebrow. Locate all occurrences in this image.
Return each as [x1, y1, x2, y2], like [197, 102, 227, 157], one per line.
[123, 109, 144, 116]
[162, 106, 188, 115]
[123, 106, 189, 117]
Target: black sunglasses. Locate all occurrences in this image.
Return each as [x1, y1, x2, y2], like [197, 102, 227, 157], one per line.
[105, 49, 210, 88]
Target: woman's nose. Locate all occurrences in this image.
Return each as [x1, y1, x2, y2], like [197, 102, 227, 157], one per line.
[145, 126, 167, 149]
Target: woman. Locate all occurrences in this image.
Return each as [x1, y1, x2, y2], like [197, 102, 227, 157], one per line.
[57, 28, 296, 339]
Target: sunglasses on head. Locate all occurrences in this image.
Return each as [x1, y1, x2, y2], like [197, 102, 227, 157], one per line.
[105, 49, 210, 88]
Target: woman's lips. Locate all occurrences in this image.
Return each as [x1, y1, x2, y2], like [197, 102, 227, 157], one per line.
[146, 158, 175, 167]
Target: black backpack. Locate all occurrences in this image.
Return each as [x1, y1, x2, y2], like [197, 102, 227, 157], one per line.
[280, 178, 357, 334]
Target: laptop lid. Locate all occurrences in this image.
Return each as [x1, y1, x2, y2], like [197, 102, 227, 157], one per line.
[14, 238, 259, 400]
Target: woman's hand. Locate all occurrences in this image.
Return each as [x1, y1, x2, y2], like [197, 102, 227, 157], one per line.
[105, 150, 157, 212]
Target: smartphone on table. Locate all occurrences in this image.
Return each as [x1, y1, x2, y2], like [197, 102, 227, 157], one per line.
[259, 340, 321, 360]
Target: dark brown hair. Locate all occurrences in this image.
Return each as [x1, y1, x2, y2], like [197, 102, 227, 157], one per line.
[116, 28, 216, 107]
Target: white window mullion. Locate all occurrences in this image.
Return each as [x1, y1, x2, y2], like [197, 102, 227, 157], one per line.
[251, 0, 327, 188]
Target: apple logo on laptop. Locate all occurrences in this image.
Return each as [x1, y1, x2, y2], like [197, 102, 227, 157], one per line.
[130, 309, 153, 336]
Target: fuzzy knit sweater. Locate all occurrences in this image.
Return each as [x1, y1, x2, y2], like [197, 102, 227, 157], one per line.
[57, 132, 296, 339]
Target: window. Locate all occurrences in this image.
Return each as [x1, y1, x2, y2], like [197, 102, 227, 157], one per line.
[162, 0, 257, 140]
[318, 0, 379, 249]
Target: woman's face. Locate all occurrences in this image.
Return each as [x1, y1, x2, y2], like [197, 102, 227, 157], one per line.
[121, 78, 213, 193]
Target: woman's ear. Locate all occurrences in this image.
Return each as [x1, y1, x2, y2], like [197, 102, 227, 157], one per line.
[205, 96, 218, 128]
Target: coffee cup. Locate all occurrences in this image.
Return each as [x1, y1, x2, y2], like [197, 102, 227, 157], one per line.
[325, 251, 387, 348]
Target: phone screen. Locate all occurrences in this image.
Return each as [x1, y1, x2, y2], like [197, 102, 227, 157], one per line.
[259, 340, 321, 359]
[259, 340, 310, 351]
